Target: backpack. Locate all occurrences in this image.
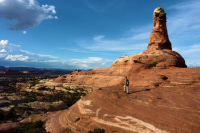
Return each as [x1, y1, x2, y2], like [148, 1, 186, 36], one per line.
[126, 79, 129, 86]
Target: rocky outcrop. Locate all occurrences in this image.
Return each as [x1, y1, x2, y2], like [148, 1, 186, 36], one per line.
[4, 68, 24, 75]
[45, 67, 200, 133]
[111, 7, 186, 70]
[148, 7, 172, 51]
[44, 8, 199, 133]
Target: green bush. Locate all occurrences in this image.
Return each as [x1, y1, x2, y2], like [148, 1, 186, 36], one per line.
[88, 128, 105, 133]
[5, 120, 48, 133]
[151, 61, 158, 67]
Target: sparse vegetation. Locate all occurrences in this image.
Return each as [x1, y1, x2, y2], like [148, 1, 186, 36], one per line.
[88, 128, 105, 133]
[29, 114, 36, 123]
[5, 120, 48, 133]
[18, 88, 86, 107]
[0, 74, 90, 132]
[151, 61, 158, 67]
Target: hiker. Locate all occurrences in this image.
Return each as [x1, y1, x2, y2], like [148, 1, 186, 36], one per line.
[124, 77, 129, 94]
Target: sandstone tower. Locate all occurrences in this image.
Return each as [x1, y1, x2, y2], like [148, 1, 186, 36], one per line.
[148, 7, 172, 50]
[112, 7, 187, 72]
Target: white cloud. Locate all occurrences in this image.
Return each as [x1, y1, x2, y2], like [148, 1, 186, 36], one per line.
[0, 0, 57, 30]
[191, 44, 200, 48]
[42, 56, 112, 69]
[19, 49, 57, 60]
[0, 40, 9, 49]
[68, 57, 113, 69]
[78, 34, 147, 54]
[84, 0, 124, 12]
[0, 40, 10, 53]
[5, 54, 30, 61]
[129, 32, 150, 40]
[23, 31, 27, 34]
[0, 39, 57, 62]
[0, 39, 112, 69]
[82, 64, 88, 68]
[93, 35, 105, 41]
[37, 54, 57, 59]
[166, 0, 200, 67]
[0, 49, 9, 53]
[167, 0, 200, 39]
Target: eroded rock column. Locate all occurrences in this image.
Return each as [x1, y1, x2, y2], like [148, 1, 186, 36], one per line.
[148, 7, 172, 50]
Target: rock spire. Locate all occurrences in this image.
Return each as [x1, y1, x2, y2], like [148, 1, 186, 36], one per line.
[148, 7, 172, 50]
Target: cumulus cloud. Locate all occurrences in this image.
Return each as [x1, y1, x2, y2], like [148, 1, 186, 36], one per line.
[0, 39, 57, 62]
[0, 40, 9, 49]
[0, 39, 112, 69]
[5, 54, 30, 61]
[0, 49, 8, 53]
[0, 0, 57, 30]
[0, 40, 10, 53]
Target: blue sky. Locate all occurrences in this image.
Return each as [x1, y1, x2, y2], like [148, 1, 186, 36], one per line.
[0, 0, 199, 69]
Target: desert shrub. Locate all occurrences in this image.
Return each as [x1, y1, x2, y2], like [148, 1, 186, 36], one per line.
[38, 86, 50, 91]
[29, 80, 39, 86]
[19, 88, 86, 108]
[56, 84, 63, 87]
[5, 120, 48, 133]
[39, 89, 86, 107]
[29, 114, 35, 122]
[88, 128, 105, 133]
[151, 61, 158, 67]
[0, 110, 5, 121]
[6, 108, 17, 120]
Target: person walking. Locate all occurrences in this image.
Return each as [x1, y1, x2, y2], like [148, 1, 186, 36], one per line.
[124, 77, 129, 94]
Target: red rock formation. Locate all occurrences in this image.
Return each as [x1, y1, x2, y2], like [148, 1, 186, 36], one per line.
[131, 7, 186, 69]
[4, 68, 24, 75]
[45, 68, 200, 133]
[44, 8, 199, 133]
[148, 7, 172, 51]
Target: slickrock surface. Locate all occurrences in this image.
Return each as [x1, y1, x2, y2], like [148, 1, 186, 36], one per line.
[46, 68, 200, 133]
[45, 8, 199, 133]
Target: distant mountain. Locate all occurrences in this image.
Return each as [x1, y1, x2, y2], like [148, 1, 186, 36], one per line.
[0, 66, 7, 71]
[0, 66, 76, 74]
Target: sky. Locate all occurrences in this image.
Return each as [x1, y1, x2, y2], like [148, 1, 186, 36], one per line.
[0, 0, 199, 69]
